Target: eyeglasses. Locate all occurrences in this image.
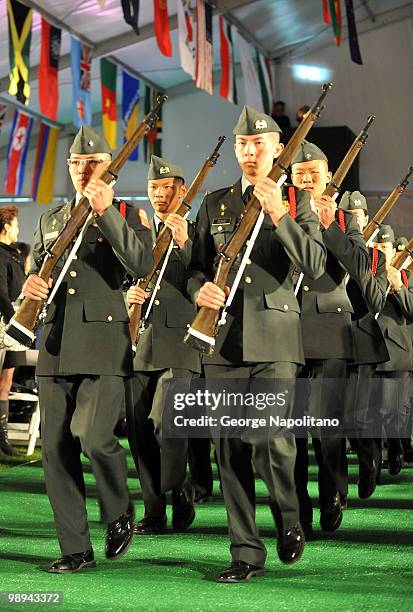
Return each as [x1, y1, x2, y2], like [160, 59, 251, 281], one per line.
[66, 158, 108, 168]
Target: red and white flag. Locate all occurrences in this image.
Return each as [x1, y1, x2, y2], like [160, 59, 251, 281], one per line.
[195, 0, 213, 95]
[177, 0, 195, 78]
[4, 111, 33, 195]
[219, 16, 237, 104]
[237, 34, 263, 112]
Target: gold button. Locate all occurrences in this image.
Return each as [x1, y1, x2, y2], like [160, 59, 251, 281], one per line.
[186, 324, 190, 328]
[283, 304, 289, 310]
[218, 226, 223, 231]
[98, 236, 103, 243]
[68, 288, 76, 295]
[303, 285, 309, 292]
[70, 270, 77, 278]
[245, 276, 252, 284]
[246, 258, 251, 265]
[154, 299, 160, 306]
[73, 254, 78, 260]
[337, 307, 342, 312]
[107, 315, 113, 321]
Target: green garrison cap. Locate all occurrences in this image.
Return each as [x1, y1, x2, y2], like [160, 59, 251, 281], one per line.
[233, 105, 281, 135]
[394, 236, 409, 252]
[69, 125, 111, 155]
[375, 224, 395, 244]
[338, 190, 368, 212]
[147, 155, 185, 181]
[291, 140, 328, 165]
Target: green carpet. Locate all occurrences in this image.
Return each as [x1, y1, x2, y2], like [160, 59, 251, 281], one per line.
[0, 446, 412, 612]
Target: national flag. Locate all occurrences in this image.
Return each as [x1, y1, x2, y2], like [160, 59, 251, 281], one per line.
[327, 0, 342, 46]
[100, 58, 117, 149]
[237, 34, 263, 112]
[121, 0, 140, 35]
[256, 51, 273, 114]
[0, 105, 7, 134]
[154, 0, 172, 57]
[322, 0, 330, 23]
[7, 0, 32, 105]
[177, 0, 196, 78]
[39, 18, 61, 121]
[195, 0, 213, 95]
[122, 71, 140, 161]
[4, 111, 33, 195]
[31, 123, 59, 204]
[345, 0, 362, 64]
[71, 37, 92, 128]
[219, 16, 237, 104]
[144, 86, 162, 163]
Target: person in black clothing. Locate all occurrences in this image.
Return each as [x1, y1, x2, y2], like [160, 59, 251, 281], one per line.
[0, 206, 26, 456]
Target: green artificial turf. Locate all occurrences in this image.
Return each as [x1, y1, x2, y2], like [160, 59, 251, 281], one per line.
[0, 445, 412, 612]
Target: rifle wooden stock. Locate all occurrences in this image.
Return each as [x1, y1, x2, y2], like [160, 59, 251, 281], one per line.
[7, 95, 167, 347]
[128, 135, 226, 346]
[364, 165, 413, 242]
[323, 115, 374, 198]
[184, 83, 333, 355]
[392, 237, 413, 271]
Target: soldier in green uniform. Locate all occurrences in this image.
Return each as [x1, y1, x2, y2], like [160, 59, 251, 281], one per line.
[22, 126, 153, 573]
[187, 106, 326, 583]
[126, 156, 201, 534]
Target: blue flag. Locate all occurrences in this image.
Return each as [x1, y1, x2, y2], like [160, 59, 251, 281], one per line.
[71, 37, 92, 128]
[122, 72, 140, 161]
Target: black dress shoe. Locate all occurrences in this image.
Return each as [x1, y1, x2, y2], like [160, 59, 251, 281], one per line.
[320, 495, 343, 532]
[358, 473, 376, 499]
[388, 451, 402, 475]
[133, 515, 167, 535]
[339, 493, 348, 510]
[172, 483, 195, 531]
[105, 501, 134, 560]
[48, 548, 95, 574]
[216, 561, 265, 583]
[277, 523, 305, 564]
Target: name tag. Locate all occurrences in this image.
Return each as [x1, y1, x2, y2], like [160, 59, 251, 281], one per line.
[45, 231, 59, 240]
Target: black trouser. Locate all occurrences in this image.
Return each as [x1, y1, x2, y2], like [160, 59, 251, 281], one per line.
[39, 375, 129, 555]
[188, 438, 214, 497]
[204, 361, 299, 568]
[126, 368, 195, 518]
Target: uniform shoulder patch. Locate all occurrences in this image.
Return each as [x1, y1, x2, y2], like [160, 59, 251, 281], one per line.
[137, 208, 151, 229]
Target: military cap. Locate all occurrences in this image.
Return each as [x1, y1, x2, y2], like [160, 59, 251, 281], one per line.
[394, 236, 409, 252]
[233, 105, 281, 135]
[291, 140, 328, 165]
[69, 125, 111, 155]
[375, 224, 395, 244]
[147, 155, 185, 181]
[338, 190, 368, 212]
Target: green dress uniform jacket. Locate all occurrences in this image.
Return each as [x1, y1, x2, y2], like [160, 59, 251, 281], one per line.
[31, 198, 153, 376]
[187, 180, 326, 366]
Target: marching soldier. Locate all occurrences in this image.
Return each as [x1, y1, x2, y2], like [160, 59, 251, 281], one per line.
[126, 156, 201, 534]
[22, 126, 153, 573]
[187, 106, 326, 583]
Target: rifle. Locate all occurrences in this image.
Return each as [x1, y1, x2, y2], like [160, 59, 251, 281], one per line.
[6, 95, 167, 348]
[128, 135, 226, 349]
[364, 166, 413, 243]
[392, 237, 413, 271]
[184, 82, 333, 356]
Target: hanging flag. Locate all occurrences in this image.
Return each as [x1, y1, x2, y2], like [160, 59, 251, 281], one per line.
[71, 37, 92, 129]
[0, 105, 7, 134]
[256, 51, 273, 115]
[177, 0, 196, 78]
[195, 0, 213, 95]
[327, 0, 342, 46]
[31, 123, 59, 204]
[100, 58, 117, 149]
[322, 0, 330, 23]
[144, 86, 162, 163]
[345, 0, 362, 64]
[4, 111, 33, 195]
[121, 0, 140, 35]
[7, 0, 32, 105]
[154, 0, 172, 57]
[122, 72, 140, 160]
[237, 34, 263, 112]
[39, 18, 61, 121]
[219, 16, 237, 104]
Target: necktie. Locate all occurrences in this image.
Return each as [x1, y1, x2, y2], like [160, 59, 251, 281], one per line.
[156, 221, 164, 236]
[243, 185, 254, 206]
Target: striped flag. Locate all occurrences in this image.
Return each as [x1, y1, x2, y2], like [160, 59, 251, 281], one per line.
[4, 111, 33, 195]
[256, 51, 273, 114]
[121, 0, 140, 35]
[71, 37, 92, 128]
[144, 86, 162, 162]
[122, 72, 140, 160]
[154, 0, 172, 57]
[327, 0, 342, 46]
[219, 16, 237, 104]
[195, 0, 213, 95]
[237, 34, 263, 112]
[100, 58, 117, 149]
[39, 17, 61, 121]
[345, 0, 362, 64]
[177, 0, 196, 79]
[7, 0, 33, 105]
[32, 123, 59, 204]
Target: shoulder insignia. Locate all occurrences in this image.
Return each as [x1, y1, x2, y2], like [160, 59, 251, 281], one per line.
[137, 208, 151, 229]
[401, 269, 408, 288]
[337, 209, 346, 233]
[371, 247, 378, 277]
[287, 186, 296, 220]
